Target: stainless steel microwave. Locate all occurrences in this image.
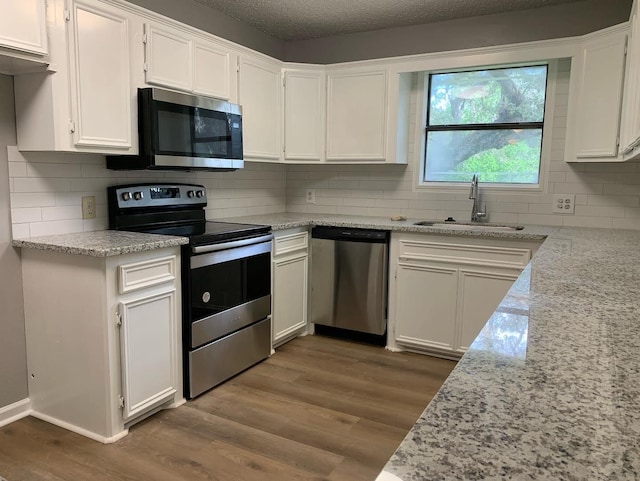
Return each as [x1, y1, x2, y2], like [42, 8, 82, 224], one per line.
[107, 88, 243, 171]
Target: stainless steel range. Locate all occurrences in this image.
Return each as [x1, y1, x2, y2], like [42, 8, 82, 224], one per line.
[108, 183, 272, 398]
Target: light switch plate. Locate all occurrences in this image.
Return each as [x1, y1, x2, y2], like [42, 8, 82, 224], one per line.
[552, 194, 575, 214]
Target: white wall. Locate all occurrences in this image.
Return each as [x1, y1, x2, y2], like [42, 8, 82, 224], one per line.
[0, 76, 28, 409]
[286, 59, 640, 230]
[8, 149, 286, 238]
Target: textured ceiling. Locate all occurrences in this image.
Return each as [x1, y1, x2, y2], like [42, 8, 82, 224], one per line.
[191, 0, 588, 40]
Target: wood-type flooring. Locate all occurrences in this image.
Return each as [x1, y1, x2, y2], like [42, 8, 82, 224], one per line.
[0, 335, 456, 481]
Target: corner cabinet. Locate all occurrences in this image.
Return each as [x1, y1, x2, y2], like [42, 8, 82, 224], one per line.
[14, 0, 139, 154]
[283, 68, 326, 162]
[326, 68, 388, 161]
[238, 53, 283, 161]
[21, 247, 183, 443]
[272, 228, 309, 347]
[143, 21, 236, 101]
[565, 24, 628, 162]
[387, 233, 539, 359]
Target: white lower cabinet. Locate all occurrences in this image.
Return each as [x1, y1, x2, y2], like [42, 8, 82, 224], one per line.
[389, 233, 538, 358]
[272, 228, 309, 347]
[21, 247, 182, 443]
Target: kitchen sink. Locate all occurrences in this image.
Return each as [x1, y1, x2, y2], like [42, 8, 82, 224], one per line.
[413, 221, 524, 232]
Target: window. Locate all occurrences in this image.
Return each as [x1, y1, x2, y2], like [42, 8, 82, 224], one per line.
[423, 64, 549, 185]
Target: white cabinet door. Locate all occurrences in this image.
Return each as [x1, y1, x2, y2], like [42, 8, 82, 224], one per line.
[193, 41, 232, 99]
[620, 0, 640, 158]
[0, 0, 47, 55]
[394, 262, 458, 354]
[326, 69, 387, 161]
[144, 23, 192, 92]
[238, 54, 283, 161]
[118, 289, 177, 421]
[272, 253, 308, 344]
[565, 27, 627, 162]
[456, 269, 519, 352]
[68, 0, 133, 149]
[284, 70, 325, 161]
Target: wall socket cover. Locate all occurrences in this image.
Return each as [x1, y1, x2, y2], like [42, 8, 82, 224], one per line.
[552, 194, 575, 214]
[82, 196, 96, 219]
[306, 189, 316, 204]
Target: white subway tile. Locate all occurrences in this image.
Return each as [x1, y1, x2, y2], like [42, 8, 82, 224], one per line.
[574, 205, 624, 218]
[587, 195, 640, 207]
[562, 216, 613, 229]
[27, 162, 82, 178]
[613, 217, 640, 229]
[517, 214, 563, 226]
[8, 162, 27, 177]
[42, 205, 82, 221]
[10, 193, 56, 208]
[11, 223, 30, 239]
[13, 177, 70, 193]
[83, 217, 108, 232]
[11, 207, 42, 223]
[29, 219, 85, 237]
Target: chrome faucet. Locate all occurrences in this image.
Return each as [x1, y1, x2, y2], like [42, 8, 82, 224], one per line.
[469, 174, 486, 222]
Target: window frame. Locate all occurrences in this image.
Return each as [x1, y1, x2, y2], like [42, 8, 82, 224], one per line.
[415, 60, 558, 194]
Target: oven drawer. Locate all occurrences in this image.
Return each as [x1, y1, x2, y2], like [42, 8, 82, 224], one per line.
[190, 295, 271, 349]
[188, 317, 271, 398]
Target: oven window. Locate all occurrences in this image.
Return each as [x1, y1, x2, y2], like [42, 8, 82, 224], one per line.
[190, 252, 270, 321]
[154, 101, 237, 158]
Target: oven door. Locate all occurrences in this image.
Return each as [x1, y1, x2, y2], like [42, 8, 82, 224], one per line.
[188, 234, 272, 349]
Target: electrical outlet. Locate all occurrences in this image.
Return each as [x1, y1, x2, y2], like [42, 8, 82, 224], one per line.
[552, 194, 575, 214]
[306, 189, 316, 204]
[82, 196, 96, 219]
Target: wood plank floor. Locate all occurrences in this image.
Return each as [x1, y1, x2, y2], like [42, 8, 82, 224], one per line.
[0, 335, 456, 481]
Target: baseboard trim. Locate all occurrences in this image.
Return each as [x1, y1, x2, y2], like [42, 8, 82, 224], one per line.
[29, 411, 128, 444]
[0, 398, 32, 427]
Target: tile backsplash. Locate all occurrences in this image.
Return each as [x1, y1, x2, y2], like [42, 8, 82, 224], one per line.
[7, 146, 286, 239]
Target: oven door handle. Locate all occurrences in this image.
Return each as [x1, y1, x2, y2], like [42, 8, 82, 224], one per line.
[192, 233, 274, 254]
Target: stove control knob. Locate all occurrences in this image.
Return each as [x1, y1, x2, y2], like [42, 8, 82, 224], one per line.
[196, 190, 204, 198]
[133, 191, 144, 201]
[121, 192, 132, 201]
[187, 190, 195, 198]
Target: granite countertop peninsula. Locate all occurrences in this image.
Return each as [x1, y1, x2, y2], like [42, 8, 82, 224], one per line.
[13, 230, 188, 257]
[220, 214, 640, 480]
[375, 227, 640, 481]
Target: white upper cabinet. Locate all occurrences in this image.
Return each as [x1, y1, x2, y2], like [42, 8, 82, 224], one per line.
[565, 25, 628, 162]
[68, 0, 133, 149]
[144, 23, 192, 92]
[238, 53, 283, 161]
[143, 22, 235, 100]
[0, 0, 47, 55]
[326, 68, 388, 161]
[193, 42, 232, 99]
[620, 0, 640, 159]
[283, 69, 325, 161]
[14, 0, 138, 154]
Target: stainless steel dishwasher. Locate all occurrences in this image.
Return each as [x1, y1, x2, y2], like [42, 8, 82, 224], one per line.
[311, 226, 390, 335]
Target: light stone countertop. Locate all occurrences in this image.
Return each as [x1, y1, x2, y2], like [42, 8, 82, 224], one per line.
[12, 230, 188, 257]
[219, 213, 640, 481]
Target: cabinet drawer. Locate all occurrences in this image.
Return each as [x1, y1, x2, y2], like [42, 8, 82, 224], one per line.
[274, 232, 308, 256]
[118, 255, 177, 294]
[399, 240, 530, 269]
